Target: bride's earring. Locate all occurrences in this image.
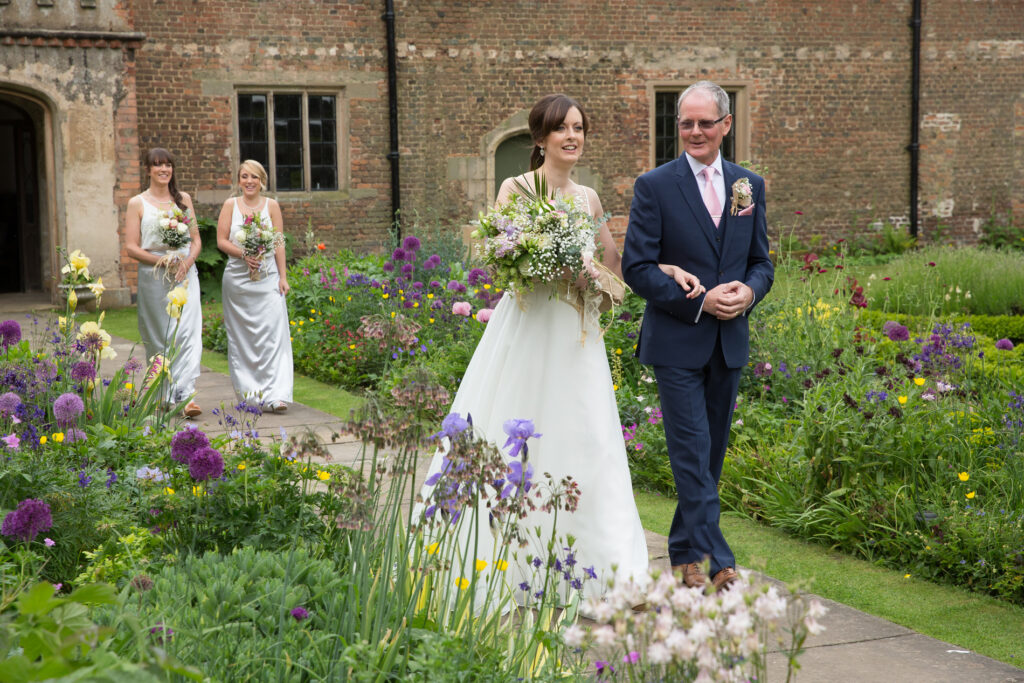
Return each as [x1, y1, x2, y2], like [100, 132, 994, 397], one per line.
[539, 147, 545, 157]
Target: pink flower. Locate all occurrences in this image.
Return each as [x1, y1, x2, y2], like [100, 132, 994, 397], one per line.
[3, 433, 19, 450]
[44, 537, 55, 547]
[476, 308, 494, 323]
[451, 301, 472, 317]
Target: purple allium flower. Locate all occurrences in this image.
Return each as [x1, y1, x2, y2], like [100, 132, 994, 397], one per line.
[502, 419, 542, 459]
[70, 361, 95, 383]
[188, 446, 224, 481]
[400, 263, 414, 276]
[883, 320, 910, 342]
[446, 280, 466, 293]
[432, 413, 470, 440]
[170, 426, 210, 464]
[53, 393, 84, 426]
[467, 268, 489, 286]
[0, 320, 21, 348]
[290, 606, 309, 621]
[402, 236, 421, 252]
[429, 280, 441, 288]
[0, 392, 21, 418]
[65, 428, 87, 444]
[391, 248, 407, 262]
[382, 262, 395, 272]
[136, 465, 167, 482]
[1, 498, 53, 542]
[996, 338, 1014, 350]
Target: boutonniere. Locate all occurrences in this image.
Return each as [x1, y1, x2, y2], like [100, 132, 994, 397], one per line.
[730, 177, 753, 216]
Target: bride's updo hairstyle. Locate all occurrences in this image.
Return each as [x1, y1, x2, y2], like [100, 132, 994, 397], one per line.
[528, 93, 590, 171]
[144, 148, 186, 212]
[237, 159, 268, 193]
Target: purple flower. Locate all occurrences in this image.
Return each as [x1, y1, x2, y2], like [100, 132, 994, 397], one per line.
[500, 459, 534, 498]
[446, 280, 467, 293]
[290, 606, 309, 621]
[584, 565, 597, 579]
[402, 236, 421, 252]
[53, 393, 84, 426]
[78, 469, 92, 488]
[3, 433, 20, 450]
[382, 262, 395, 273]
[44, 537, 55, 547]
[432, 413, 471, 441]
[467, 268, 489, 286]
[883, 320, 910, 342]
[391, 248, 407, 261]
[996, 338, 1014, 350]
[502, 419, 541, 459]
[70, 361, 95, 382]
[149, 623, 173, 644]
[0, 392, 21, 418]
[595, 661, 615, 675]
[623, 651, 640, 664]
[105, 468, 117, 489]
[0, 320, 21, 348]
[1, 498, 53, 542]
[401, 263, 414, 276]
[189, 446, 224, 481]
[171, 426, 210, 464]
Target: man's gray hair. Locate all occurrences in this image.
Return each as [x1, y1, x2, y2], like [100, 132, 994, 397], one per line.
[677, 81, 730, 118]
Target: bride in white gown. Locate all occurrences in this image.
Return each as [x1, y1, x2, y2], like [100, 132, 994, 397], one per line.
[418, 95, 704, 609]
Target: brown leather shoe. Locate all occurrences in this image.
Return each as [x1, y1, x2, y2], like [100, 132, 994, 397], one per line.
[671, 562, 707, 588]
[711, 567, 739, 592]
[183, 401, 201, 418]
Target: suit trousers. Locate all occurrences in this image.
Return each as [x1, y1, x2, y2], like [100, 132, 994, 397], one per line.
[653, 337, 741, 575]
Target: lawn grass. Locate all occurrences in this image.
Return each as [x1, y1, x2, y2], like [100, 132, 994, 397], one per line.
[634, 489, 1024, 668]
[99, 305, 364, 418]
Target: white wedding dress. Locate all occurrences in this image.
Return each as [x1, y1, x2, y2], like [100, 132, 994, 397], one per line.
[418, 194, 648, 609]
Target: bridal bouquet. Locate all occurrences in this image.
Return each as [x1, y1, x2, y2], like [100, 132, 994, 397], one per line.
[157, 206, 193, 249]
[233, 212, 285, 281]
[472, 174, 600, 294]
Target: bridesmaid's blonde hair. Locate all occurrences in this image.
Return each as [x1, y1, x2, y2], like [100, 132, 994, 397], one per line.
[237, 159, 268, 193]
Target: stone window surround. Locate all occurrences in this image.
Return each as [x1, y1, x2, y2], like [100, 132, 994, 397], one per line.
[231, 85, 348, 198]
[647, 81, 752, 169]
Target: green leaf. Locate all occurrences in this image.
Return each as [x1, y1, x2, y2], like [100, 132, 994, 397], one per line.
[17, 582, 62, 616]
[67, 583, 117, 606]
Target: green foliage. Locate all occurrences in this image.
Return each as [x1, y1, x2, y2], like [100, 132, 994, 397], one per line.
[193, 216, 227, 301]
[864, 246, 1024, 316]
[977, 211, 1024, 251]
[0, 580, 200, 681]
[860, 308, 1024, 344]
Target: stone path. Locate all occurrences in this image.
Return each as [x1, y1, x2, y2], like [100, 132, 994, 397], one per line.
[17, 308, 1024, 681]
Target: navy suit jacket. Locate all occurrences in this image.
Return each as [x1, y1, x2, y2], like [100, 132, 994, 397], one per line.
[622, 155, 774, 369]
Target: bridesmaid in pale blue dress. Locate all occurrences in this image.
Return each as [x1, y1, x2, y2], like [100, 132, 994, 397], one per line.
[215, 160, 293, 412]
[124, 148, 204, 417]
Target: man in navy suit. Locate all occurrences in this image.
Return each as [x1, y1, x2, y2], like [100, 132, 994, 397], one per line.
[622, 81, 773, 592]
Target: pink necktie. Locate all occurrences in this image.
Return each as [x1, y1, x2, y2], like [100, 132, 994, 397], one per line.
[701, 167, 722, 228]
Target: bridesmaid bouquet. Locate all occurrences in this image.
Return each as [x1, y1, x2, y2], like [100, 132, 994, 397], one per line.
[157, 206, 192, 249]
[233, 212, 285, 281]
[472, 173, 600, 294]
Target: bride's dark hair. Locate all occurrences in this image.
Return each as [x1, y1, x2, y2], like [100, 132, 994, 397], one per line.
[528, 94, 589, 171]
[144, 148, 186, 212]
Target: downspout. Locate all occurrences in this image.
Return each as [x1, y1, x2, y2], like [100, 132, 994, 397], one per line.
[383, 0, 401, 242]
[907, 0, 922, 238]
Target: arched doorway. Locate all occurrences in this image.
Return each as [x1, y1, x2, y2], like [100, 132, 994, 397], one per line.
[0, 97, 43, 293]
[493, 133, 533, 198]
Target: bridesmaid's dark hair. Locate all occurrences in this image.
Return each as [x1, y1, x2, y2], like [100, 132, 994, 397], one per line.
[528, 94, 590, 171]
[144, 148, 186, 212]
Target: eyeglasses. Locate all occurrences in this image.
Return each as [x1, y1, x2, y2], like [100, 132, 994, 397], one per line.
[677, 114, 728, 131]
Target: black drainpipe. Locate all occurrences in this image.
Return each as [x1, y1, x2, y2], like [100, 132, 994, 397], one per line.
[907, 0, 922, 238]
[383, 0, 401, 242]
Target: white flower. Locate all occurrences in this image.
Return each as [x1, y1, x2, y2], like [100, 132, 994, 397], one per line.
[100, 345, 117, 360]
[592, 625, 617, 647]
[647, 641, 673, 664]
[233, 230, 246, 243]
[591, 599, 615, 622]
[688, 619, 713, 644]
[753, 586, 786, 620]
[807, 598, 828, 619]
[159, 217, 171, 228]
[665, 629, 694, 657]
[725, 609, 753, 638]
[562, 624, 586, 648]
[804, 616, 826, 635]
[177, 224, 188, 234]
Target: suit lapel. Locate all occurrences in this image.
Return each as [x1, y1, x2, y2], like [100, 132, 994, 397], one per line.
[673, 157, 720, 257]
[720, 161, 737, 251]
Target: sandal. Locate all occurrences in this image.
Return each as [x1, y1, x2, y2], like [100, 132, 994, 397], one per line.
[183, 401, 202, 418]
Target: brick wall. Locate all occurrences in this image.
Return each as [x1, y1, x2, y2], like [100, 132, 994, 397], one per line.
[127, 0, 1022, 253]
